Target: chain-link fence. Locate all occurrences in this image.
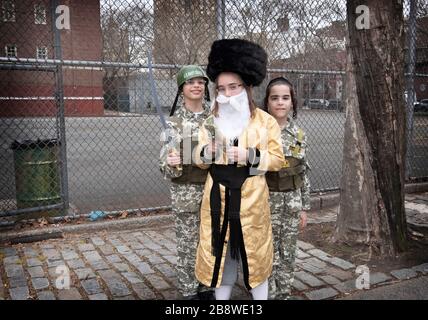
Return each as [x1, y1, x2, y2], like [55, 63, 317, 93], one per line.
[406, 0, 428, 181]
[0, 0, 427, 223]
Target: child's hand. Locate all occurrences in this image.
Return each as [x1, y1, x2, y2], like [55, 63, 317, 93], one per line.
[226, 146, 248, 163]
[167, 151, 181, 167]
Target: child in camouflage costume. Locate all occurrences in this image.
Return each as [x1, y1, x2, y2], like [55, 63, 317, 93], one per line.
[263, 77, 311, 300]
[159, 65, 214, 300]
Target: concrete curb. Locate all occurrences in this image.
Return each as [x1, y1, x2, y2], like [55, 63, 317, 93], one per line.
[310, 182, 428, 211]
[0, 214, 174, 244]
[310, 192, 339, 211]
[405, 182, 428, 194]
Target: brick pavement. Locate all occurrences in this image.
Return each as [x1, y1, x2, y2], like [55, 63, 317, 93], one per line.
[1, 225, 428, 300]
[0, 192, 427, 300]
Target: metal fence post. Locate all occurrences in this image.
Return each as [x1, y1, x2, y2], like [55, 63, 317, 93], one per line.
[405, 0, 417, 180]
[51, 0, 70, 215]
[217, 0, 225, 39]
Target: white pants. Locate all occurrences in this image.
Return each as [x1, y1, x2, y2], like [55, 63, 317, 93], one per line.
[215, 244, 268, 300]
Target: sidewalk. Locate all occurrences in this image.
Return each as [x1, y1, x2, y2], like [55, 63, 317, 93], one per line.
[340, 276, 428, 300]
[0, 193, 427, 300]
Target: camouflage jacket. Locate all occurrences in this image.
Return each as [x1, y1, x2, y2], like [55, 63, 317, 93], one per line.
[159, 102, 211, 180]
[277, 117, 311, 211]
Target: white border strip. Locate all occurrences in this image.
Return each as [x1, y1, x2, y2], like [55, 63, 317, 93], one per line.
[63, 66, 103, 71]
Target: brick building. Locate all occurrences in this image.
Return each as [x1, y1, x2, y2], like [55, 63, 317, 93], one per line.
[270, 20, 347, 104]
[0, 0, 104, 117]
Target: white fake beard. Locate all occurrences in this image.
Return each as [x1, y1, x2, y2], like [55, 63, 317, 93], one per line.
[214, 89, 251, 142]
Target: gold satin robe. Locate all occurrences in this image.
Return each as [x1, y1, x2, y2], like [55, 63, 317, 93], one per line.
[194, 108, 285, 289]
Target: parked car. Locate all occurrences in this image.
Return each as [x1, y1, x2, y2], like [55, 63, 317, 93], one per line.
[304, 99, 329, 109]
[404, 90, 421, 111]
[414, 99, 428, 112]
[404, 90, 417, 106]
[327, 99, 342, 111]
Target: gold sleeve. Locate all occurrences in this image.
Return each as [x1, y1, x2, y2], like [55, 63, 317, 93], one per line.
[247, 113, 285, 174]
[266, 115, 286, 171]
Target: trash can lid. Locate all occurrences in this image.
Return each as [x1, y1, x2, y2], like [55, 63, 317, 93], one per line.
[11, 139, 59, 150]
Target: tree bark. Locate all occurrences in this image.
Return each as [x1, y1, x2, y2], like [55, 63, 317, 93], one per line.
[334, 0, 408, 256]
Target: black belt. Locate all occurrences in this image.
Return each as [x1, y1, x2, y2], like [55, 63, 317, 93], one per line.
[209, 164, 250, 260]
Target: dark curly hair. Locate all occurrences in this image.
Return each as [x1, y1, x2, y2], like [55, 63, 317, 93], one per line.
[263, 77, 298, 119]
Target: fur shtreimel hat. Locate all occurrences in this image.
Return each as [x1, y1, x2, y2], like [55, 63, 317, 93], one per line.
[207, 38, 267, 86]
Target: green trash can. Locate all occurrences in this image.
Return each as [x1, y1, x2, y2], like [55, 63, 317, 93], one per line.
[11, 139, 61, 219]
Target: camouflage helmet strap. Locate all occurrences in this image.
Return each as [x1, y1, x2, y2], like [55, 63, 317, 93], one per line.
[170, 89, 182, 116]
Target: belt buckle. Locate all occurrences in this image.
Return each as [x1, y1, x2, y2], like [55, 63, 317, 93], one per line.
[283, 159, 290, 168]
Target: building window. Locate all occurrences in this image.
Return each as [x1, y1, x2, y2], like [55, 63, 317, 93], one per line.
[36, 46, 48, 59]
[34, 3, 47, 24]
[5, 45, 17, 57]
[2, 0, 16, 22]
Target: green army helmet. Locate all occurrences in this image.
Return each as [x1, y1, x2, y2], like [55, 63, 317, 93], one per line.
[170, 65, 211, 116]
[176, 65, 209, 88]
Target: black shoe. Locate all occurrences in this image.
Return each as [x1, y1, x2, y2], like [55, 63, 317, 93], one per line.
[182, 294, 200, 300]
[198, 290, 216, 300]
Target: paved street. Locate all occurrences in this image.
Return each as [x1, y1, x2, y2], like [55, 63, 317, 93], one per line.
[1, 111, 427, 215]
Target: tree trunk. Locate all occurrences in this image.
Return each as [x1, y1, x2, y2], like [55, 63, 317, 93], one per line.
[334, 0, 408, 256]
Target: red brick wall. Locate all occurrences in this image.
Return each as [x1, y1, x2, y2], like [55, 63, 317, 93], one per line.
[0, 0, 52, 58]
[61, 0, 103, 61]
[0, 100, 104, 117]
[0, 0, 104, 117]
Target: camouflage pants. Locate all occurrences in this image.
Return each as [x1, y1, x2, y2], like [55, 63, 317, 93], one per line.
[268, 190, 302, 300]
[171, 183, 206, 297]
